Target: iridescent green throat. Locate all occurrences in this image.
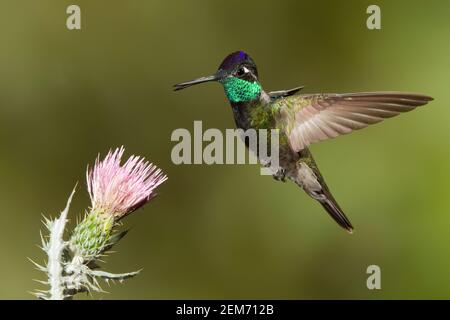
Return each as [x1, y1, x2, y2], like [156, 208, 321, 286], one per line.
[221, 77, 261, 103]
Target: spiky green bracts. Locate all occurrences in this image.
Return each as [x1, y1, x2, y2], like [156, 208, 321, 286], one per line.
[70, 210, 114, 260]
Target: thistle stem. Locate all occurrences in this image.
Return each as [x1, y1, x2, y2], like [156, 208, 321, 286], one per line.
[47, 188, 75, 300]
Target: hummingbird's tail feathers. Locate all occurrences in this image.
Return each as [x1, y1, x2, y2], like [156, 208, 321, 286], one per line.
[316, 190, 354, 234]
[295, 148, 353, 233]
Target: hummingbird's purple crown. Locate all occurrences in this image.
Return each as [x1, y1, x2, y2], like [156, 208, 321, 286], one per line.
[218, 51, 251, 71]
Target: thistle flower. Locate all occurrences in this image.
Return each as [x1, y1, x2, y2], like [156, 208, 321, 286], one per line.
[70, 147, 167, 259]
[31, 147, 168, 299]
[87, 146, 167, 219]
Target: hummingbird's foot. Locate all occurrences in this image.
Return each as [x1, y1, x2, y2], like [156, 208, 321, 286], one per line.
[272, 168, 286, 182]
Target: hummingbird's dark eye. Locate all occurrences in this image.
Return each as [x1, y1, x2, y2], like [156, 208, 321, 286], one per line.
[236, 66, 251, 77]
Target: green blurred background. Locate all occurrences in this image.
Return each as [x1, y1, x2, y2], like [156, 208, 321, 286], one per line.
[0, 0, 448, 299]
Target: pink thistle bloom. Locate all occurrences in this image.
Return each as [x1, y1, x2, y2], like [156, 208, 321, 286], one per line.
[87, 147, 167, 219]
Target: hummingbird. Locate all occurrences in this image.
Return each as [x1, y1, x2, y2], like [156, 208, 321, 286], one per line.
[174, 51, 433, 233]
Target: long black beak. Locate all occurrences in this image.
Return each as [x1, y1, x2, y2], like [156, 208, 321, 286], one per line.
[173, 74, 219, 91]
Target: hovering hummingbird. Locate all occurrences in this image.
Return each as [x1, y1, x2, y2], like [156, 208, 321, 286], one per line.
[174, 51, 433, 233]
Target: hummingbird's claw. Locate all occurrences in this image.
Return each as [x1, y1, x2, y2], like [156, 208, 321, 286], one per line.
[272, 168, 286, 182]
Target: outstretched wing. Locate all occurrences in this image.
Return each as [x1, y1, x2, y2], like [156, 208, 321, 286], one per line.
[277, 92, 433, 152]
[268, 86, 305, 100]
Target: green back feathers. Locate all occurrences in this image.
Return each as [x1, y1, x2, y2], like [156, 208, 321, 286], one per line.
[221, 77, 261, 103]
